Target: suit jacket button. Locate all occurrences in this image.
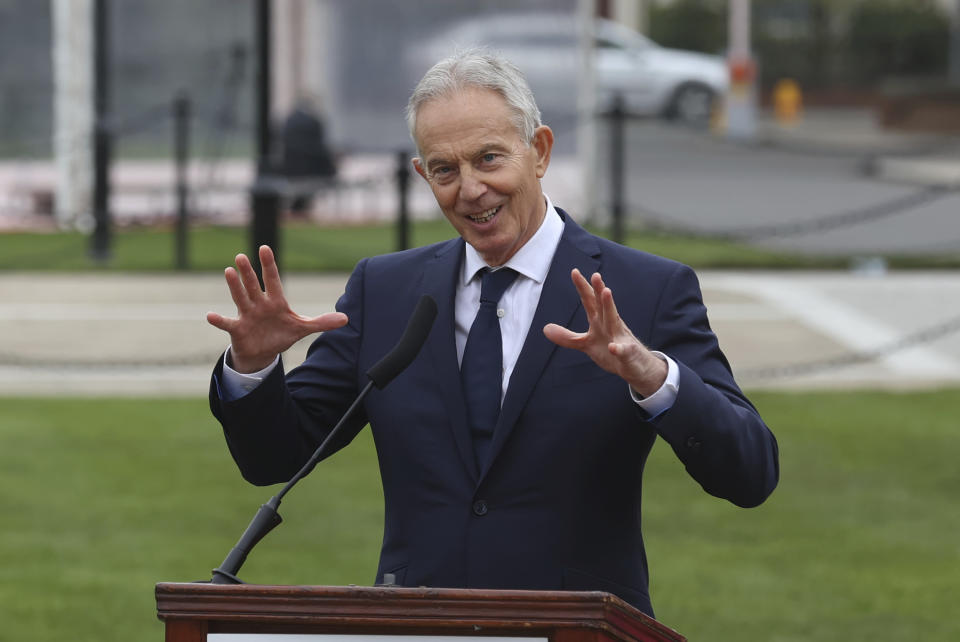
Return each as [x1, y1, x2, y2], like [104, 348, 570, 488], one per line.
[472, 500, 488, 516]
[686, 436, 702, 451]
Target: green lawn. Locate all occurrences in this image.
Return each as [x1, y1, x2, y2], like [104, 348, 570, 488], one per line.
[1, 391, 958, 641]
[3, 220, 956, 272]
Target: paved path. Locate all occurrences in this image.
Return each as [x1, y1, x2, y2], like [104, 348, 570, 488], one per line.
[2, 270, 959, 396]
[599, 116, 960, 256]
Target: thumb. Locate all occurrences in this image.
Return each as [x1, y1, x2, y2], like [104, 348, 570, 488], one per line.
[543, 323, 581, 349]
[206, 311, 237, 333]
[300, 311, 349, 333]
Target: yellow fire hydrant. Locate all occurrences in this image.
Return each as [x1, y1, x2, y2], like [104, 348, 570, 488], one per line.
[773, 78, 802, 125]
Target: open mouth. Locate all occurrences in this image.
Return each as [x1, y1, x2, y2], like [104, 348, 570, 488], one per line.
[467, 205, 501, 224]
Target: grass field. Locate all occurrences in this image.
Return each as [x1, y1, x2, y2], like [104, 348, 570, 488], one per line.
[3, 220, 958, 273]
[1, 392, 957, 641]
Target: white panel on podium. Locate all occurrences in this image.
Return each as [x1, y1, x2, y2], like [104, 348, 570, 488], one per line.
[207, 633, 547, 642]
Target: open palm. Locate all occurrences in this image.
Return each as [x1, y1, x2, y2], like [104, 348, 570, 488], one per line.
[206, 245, 348, 373]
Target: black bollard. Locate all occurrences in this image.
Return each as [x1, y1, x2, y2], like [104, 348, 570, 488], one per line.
[90, 0, 112, 262]
[249, 0, 276, 286]
[609, 93, 625, 245]
[396, 150, 411, 251]
[250, 177, 281, 286]
[173, 93, 191, 270]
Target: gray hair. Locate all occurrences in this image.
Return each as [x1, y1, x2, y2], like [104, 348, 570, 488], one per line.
[405, 49, 543, 154]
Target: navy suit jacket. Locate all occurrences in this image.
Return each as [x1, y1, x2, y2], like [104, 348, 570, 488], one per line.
[210, 211, 779, 617]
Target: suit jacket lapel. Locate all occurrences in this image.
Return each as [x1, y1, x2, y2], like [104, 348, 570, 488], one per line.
[480, 212, 602, 481]
[420, 238, 481, 481]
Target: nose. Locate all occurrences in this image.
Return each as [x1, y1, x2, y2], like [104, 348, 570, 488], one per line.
[458, 167, 487, 202]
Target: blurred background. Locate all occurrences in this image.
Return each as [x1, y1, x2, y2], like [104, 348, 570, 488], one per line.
[3, 0, 960, 240]
[1, 1, 959, 641]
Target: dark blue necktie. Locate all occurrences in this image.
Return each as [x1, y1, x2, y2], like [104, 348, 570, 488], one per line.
[461, 267, 518, 469]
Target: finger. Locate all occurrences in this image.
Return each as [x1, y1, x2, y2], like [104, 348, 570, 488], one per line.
[543, 322, 587, 349]
[600, 286, 622, 336]
[206, 310, 238, 333]
[591, 272, 611, 325]
[235, 253, 264, 298]
[571, 269, 600, 320]
[259, 245, 285, 298]
[590, 271, 607, 297]
[223, 267, 250, 311]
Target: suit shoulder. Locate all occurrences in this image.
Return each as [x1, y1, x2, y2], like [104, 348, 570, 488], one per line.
[591, 234, 693, 279]
[559, 213, 691, 279]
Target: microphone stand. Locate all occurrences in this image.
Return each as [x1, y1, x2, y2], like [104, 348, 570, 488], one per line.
[210, 380, 374, 584]
[207, 294, 437, 584]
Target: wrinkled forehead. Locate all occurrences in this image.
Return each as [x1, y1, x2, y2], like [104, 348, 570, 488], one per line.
[413, 87, 526, 152]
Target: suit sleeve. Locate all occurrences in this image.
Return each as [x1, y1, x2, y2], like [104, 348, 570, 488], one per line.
[647, 263, 780, 508]
[209, 259, 369, 486]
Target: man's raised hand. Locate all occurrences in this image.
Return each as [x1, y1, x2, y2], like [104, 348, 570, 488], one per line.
[543, 269, 666, 397]
[206, 245, 348, 373]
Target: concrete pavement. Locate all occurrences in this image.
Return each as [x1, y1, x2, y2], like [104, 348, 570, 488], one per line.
[2, 270, 959, 396]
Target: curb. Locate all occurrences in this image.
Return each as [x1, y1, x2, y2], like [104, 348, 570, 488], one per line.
[867, 156, 960, 188]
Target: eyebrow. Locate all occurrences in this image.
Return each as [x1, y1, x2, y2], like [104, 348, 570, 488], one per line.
[425, 143, 510, 172]
[425, 156, 452, 172]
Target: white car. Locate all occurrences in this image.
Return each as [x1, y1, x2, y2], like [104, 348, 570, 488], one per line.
[408, 14, 729, 127]
[595, 18, 728, 125]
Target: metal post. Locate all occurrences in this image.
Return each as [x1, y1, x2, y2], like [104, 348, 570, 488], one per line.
[609, 93, 625, 245]
[577, 0, 598, 224]
[950, 0, 960, 85]
[396, 150, 411, 251]
[726, 0, 756, 139]
[251, 179, 281, 283]
[173, 93, 190, 270]
[255, 0, 272, 174]
[251, 0, 277, 284]
[90, 0, 112, 261]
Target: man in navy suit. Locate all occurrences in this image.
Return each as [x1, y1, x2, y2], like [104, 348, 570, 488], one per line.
[207, 50, 778, 618]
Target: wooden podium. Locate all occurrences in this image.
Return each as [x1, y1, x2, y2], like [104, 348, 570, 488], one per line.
[156, 583, 685, 642]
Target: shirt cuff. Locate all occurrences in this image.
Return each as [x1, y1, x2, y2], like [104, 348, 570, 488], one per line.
[628, 351, 679, 419]
[219, 346, 280, 401]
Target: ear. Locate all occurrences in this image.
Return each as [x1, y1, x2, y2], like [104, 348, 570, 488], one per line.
[412, 157, 429, 181]
[531, 126, 554, 179]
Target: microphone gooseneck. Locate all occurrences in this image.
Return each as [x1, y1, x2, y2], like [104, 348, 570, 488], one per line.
[366, 295, 438, 388]
[210, 295, 437, 584]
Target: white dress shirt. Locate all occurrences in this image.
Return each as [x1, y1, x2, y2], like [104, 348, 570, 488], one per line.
[221, 196, 679, 416]
[455, 195, 563, 400]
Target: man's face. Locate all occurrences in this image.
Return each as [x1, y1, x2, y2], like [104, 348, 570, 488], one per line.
[413, 88, 554, 266]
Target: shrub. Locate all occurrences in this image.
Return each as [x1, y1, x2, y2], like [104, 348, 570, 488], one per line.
[847, 0, 950, 84]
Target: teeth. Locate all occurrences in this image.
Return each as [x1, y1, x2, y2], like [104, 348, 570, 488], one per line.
[469, 206, 500, 223]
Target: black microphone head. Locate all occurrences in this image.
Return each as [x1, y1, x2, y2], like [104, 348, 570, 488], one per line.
[366, 295, 438, 389]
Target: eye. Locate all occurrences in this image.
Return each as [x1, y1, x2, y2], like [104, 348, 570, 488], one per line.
[481, 153, 497, 163]
[431, 166, 456, 183]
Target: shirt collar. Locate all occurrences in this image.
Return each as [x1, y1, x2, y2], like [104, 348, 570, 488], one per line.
[461, 194, 565, 286]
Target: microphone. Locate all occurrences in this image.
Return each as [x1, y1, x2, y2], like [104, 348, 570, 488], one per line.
[210, 295, 437, 584]
[367, 295, 437, 388]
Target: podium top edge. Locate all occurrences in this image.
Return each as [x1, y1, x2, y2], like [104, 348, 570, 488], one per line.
[155, 583, 685, 642]
[156, 582, 630, 606]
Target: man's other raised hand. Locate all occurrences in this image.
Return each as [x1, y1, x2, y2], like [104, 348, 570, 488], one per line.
[543, 269, 667, 397]
[206, 245, 348, 373]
